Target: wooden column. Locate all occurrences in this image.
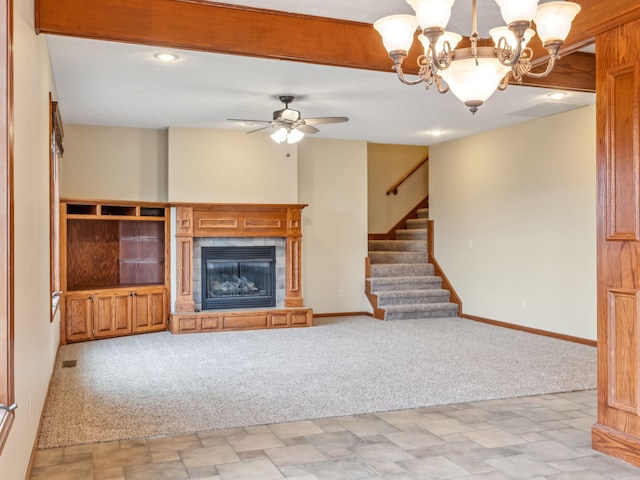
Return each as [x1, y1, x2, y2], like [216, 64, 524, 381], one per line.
[174, 206, 195, 312]
[285, 207, 303, 307]
[592, 13, 640, 467]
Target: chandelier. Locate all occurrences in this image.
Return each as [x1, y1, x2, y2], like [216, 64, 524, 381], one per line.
[374, 0, 581, 114]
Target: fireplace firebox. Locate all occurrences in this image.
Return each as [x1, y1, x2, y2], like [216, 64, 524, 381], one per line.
[201, 246, 276, 310]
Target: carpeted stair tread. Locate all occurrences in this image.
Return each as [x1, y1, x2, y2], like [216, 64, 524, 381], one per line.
[369, 263, 434, 277]
[384, 302, 459, 320]
[376, 289, 451, 306]
[369, 251, 428, 264]
[368, 276, 442, 290]
[368, 239, 426, 252]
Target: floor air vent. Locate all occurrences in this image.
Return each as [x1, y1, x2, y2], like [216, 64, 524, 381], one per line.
[62, 360, 77, 368]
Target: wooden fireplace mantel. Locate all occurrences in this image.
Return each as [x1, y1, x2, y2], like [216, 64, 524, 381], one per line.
[172, 203, 308, 313]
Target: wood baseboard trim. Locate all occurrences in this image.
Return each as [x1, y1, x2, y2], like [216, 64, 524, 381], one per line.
[592, 423, 640, 468]
[461, 313, 597, 347]
[313, 312, 373, 318]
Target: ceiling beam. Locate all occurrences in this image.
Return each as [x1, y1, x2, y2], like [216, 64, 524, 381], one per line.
[35, 0, 626, 93]
[517, 52, 595, 92]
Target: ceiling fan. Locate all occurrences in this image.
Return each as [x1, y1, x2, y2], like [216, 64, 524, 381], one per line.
[227, 95, 349, 144]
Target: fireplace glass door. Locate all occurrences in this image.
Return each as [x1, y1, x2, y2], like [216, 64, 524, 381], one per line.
[201, 246, 276, 310]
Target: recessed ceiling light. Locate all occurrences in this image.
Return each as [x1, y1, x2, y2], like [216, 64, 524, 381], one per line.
[426, 130, 445, 137]
[547, 92, 568, 100]
[154, 52, 179, 62]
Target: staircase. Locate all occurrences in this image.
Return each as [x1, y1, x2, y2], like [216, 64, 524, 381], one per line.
[366, 208, 459, 320]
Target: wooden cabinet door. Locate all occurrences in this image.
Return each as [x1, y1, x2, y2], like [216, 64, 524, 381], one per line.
[65, 293, 93, 342]
[133, 287, 167, 333]
[93, 291, 133, 338]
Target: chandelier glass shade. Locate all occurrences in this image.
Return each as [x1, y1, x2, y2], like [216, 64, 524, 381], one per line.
[374, 0, 581, 114]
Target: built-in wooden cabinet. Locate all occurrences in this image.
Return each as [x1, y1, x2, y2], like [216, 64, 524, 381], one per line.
[60, 199, 170, 344]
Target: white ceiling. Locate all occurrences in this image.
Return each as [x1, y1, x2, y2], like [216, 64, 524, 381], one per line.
[45, 0, 595, 146]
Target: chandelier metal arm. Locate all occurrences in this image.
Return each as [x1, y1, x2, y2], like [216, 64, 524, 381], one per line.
[394, 65, 429, 86]
[496, 20, 531, 67]
[387, 50, 428, 86]
[422, 26, 452, 73]
[517, 41, 563, 79]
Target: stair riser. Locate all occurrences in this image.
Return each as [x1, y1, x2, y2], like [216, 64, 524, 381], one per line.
[378, 294, 450, 306]
[369, 264, 434, 277]
[406, 219, 428, 230]
[385, 307, 458, 320]
[369, 279, 442, 291]
[416, 209, 429, 219]
[368, 240, 426, 252]
[395, 230, 427, 240]
[369, 252, 428, 264]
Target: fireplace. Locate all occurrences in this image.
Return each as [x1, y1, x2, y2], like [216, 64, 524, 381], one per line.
[170, 203, 312, 334]
[201, 246, 276, 310]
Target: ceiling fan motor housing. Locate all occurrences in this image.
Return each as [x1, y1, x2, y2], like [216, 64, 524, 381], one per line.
[273, 108, 300, 122]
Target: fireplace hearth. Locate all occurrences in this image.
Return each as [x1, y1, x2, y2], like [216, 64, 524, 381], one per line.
[201, 246, 276, 310]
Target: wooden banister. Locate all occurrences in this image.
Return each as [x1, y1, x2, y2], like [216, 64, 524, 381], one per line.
[386, 156, 429, 195]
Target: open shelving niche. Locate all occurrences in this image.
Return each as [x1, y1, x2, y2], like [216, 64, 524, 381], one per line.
[60, 199, 170, 343]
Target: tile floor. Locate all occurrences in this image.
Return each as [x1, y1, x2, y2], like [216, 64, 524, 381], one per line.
[29, 389, 640, 480]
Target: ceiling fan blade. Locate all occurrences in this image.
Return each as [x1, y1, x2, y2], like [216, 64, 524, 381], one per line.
[246, 125, 275, 134]
[227, 118, 272, 125]
[297, 124, 320, 134]
[304, 116, 349, 125]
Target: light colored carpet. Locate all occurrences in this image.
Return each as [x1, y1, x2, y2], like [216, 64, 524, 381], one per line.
[38, 316, 596, 449]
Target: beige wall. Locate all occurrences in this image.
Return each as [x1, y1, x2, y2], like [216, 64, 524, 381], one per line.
[368, 143, 429, 233]
[61, 125, 168, 202]
[0, 0, 61, 477]
[167, 128, 298, 204]
[430, 105, 596, 340]
[298, 138, 371, 314]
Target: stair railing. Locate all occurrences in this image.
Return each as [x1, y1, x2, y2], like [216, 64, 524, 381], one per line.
[386, 156, 429, 195]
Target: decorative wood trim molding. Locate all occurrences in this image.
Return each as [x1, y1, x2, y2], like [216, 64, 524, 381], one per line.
[605, 64, 640, 241]
[462, 313, 597, 347]
[592, 423, 640, 468]
[285, 236, 303, 307]
[606, 288, 640, 413]
[368, 196, 429, 241]
[170, 307, 312, 333]
[364, 256, 385, 320]
[175, 237, 195, 312]
[579, 4, 640, 36]
[171, 203, 307, 313]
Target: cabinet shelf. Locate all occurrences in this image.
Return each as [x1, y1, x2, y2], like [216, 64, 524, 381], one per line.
[62, 198, 167, 220]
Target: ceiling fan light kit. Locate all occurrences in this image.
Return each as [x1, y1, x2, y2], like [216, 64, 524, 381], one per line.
[374, 0, 581, 114]
[228, 95, 349, 144]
